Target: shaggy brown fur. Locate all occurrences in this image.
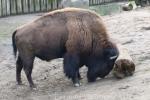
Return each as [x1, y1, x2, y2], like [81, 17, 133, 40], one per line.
[12, 8, 118, 88]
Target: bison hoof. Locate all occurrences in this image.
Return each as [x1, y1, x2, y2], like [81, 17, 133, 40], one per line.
[17, 81, 23, 85]
[31, 87, 37, 91]
[30, 84, 37, 90]
[74, 82, 81, 87]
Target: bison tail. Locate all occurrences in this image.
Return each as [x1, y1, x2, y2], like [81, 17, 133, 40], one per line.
[12, 30, 17, 57]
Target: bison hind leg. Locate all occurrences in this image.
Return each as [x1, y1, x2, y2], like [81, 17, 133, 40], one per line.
[20, 54, 35, 88]
[63, 53, 81, 87]
[16, 55, 23, 85]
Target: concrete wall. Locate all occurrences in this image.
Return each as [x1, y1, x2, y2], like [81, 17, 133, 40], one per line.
[60, 0, 89, 8]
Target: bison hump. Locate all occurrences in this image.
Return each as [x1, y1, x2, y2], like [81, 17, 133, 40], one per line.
[66, 15, 92, 53]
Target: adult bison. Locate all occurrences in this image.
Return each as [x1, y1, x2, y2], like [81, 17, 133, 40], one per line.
[12, 8, 118, 88]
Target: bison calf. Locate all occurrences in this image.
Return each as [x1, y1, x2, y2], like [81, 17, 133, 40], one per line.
[12, 8, 118, 88]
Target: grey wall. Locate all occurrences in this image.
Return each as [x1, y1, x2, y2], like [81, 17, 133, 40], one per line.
[60, 0, 89, 8]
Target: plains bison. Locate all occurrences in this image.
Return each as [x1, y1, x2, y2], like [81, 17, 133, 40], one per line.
[12, 8, 118, 88]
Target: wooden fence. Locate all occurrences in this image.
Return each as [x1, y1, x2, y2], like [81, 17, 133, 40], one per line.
[0, 0, 61, 17]
[89, 0, 126, 6]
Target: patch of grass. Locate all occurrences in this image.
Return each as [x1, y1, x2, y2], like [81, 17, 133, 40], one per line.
[89, 3, 122, 16]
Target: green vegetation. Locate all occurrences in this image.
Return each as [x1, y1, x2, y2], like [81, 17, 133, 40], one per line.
[89, 3, 122, 16]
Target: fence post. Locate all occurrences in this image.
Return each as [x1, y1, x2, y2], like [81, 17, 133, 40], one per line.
[21, 0, 24, 13]
[42, 0, 45, 11]
[33, 0, 36, 12]
[1, 0, 3, 16]
[51, 0, 53, 10]
[27, 0, 30, 12]
[39, 0, 42, 11]
[9, 0, 12, 14]
[56, 0, 58, 8]
[91, 0, 94, 6]
[45, 0, 48, 11]
[15, 0, 18, 14]
[5, 0, 7, 16]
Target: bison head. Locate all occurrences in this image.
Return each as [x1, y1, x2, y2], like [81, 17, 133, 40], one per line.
[87, 47, 119, 82]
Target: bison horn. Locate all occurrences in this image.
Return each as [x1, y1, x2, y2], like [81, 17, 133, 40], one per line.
[109, 55, 118, 60]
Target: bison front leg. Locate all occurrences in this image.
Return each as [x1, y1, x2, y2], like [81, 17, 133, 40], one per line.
[63, 53, 81, 87]
[87, 68, 97, 82]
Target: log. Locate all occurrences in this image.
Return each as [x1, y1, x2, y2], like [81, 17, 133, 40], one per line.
[113, 44, 135, 79]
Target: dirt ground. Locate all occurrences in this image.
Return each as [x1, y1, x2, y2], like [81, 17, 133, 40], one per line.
[0, 7, 150, 100]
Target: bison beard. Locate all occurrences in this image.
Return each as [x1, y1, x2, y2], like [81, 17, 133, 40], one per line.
[12, 8, 118, 88]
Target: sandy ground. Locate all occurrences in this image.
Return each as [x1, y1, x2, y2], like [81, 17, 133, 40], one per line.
[0, 7, 150, 100]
